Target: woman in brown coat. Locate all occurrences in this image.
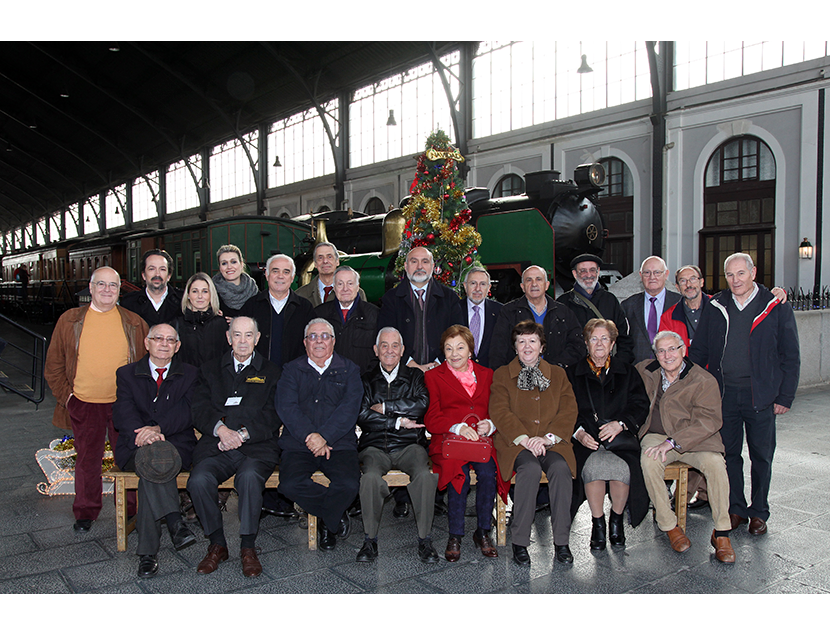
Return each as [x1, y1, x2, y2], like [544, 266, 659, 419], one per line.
[491, 321, 578, 566]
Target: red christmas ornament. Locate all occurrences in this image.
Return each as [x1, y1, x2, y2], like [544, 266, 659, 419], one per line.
[464, 255, 472, 264]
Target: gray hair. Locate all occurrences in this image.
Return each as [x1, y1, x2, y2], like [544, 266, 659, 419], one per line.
[304, 317, 335, 338]
[464, 266, 490, 284]
[723, 252, 754, 273]
[148, 322, 180, 341]
[375, 326, 403, 348]
[265, 253, 296, 278]
[639, 256, 667, 273]
[406, 246, 434, 263]
[313, 242, 339, 261]
[651, 330, 685, 352]
[521, 264, 548, 280]
[229, 315, 259, 335]
[334, 265, 360, 285]
[675, 264, 702, 283]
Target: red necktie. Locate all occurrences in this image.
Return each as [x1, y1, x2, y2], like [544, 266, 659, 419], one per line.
[342, 308, 349, 322]
[324, 286, 333, 302]
[156, 367, 166, 390]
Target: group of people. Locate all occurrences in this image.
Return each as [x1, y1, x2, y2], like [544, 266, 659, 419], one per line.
[43, 239, 800, 580]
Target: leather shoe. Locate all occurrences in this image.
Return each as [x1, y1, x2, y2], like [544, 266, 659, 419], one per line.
[729, 513, 748, 530]
[240, 547, 262, 577]
[356, 539, 378, 562]
[337, 513, 351, 539]
[512, 544, 530, 566]
[748, 517, 768, 535]
[169, 520, 197, 551]
[260, 506, 300, 520]
[445, 536, 461, 562]
[473, 529, 498, 558]
[73, 519, 93, 533]
[710, 531, 736, 563]
[418, 539, 439, 564]
[137, 555, 158, 578]
[688, 494, 709, 510]
[666, 526, 691, 552]
[196, 543, 229, 574]
[393, 501, 410, 518]
[318, 524, 336, 550]
[554, 544, 573, 564]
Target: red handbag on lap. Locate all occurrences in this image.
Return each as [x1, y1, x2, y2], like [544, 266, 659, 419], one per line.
[441, 414, 492, 463]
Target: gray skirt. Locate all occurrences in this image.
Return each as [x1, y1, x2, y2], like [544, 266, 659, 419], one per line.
[581, 445, 630, 485]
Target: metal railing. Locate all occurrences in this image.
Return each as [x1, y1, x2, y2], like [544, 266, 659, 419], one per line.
[788, 287, 830, 311]
[0, 313, 48, 405]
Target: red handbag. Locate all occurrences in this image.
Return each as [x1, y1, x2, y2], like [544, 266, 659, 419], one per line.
[441, 414, 493, 463]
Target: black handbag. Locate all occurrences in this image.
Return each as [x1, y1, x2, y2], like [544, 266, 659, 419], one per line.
[584, 376, 640, 453]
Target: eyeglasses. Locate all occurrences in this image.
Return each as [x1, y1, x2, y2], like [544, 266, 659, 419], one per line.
[641, 270, 666, 277]
[148, 336, 177, 344]
[677, 276, 700, 286]
[305, 332, 333, 341]
[655, 345, 683, 356]
[588, 336, 611, 344]
[94, 281, 119, 290]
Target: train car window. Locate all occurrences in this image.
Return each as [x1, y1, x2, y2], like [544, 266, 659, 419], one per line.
[494, 174, 525, 197]
[176, 254, 183, 279]
[364, 197, 385, 215]
[194, 251, 201, 273]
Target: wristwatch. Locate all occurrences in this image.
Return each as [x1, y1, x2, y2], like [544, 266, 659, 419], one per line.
[239, 427, 250, 443]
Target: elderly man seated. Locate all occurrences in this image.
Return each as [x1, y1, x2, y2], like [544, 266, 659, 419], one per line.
[355, 327, 439, 563]
[276, 318, 363, 551]
[635, 331, 735, 563]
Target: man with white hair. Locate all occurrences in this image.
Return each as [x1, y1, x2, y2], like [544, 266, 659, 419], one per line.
[621, 256, 681, 364]
[690, 253, 800, 536]
[240, 253, 315, 369]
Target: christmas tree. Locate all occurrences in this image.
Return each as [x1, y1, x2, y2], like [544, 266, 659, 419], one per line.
[394, 129, 482, 295]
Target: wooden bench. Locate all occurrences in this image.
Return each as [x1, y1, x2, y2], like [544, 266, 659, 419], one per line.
[663, 461, 690, 532]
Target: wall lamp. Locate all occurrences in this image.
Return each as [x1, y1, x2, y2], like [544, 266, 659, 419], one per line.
[799, 238, 813, 259]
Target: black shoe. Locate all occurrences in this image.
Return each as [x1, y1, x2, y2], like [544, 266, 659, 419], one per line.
[688, 495, 710, 510]
[260, 505, 300, 520]
[318, 524, 336, 550]
[418, 539, 439, 564]
[512, 544, 531, 566]
[393, 501, 410, 518]
[169, 520, 197, 551]
[590, 515, 607, 550]
[347, 499, 362, 517]
[434, 499, 448, 517]
[73, 519, 93, 533]
[356, 539, 378, 562]
[137, 555, 158, 578]
[337, 513, 351, 539]
[608, 510, 625, 547]
[555, 544, 573, 564]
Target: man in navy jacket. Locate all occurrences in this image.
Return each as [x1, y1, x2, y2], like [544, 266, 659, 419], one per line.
[277, 318, 363, 551]
[690, 253, 800, 536]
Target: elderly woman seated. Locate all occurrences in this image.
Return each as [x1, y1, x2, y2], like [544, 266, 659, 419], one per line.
[567, 318, 650, 550]
[490, 320, 579, 566]
[425, 325, 499, 562]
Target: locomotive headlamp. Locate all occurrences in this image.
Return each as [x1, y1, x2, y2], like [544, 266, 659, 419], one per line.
[574, 163, 606, 188]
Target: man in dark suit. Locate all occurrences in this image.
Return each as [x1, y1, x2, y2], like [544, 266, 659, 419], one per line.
[187, 316, 281, 578]
[120, 249, 183, 326]
[315, 266, 379, 374]
[239, 254, 315, 369]
[621, 256, 681, 364]
[376, 246, 464, 373]
[112, 323, 198, 578]
[461, 266, 502, 369]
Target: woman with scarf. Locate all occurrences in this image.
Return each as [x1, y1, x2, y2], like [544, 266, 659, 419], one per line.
[212, 244, 259, 320]
[172, 273, 229, 367]
[424, 325, 498, 563]
[490, 320, 579, 567]
[566, 318, 649, 552]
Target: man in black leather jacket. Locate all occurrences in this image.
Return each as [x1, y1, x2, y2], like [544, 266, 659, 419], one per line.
[355, 327, 439, 564]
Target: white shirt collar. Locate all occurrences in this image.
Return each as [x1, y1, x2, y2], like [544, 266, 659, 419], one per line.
[308, 355, 333, 375]
[146, 287, 168, 311]
[233, 352, 254, 372]
[732, 283, 759, 310]
[148, 358, 169, 377]
[380, 363, 400, 384]
[269, 291, 289, 314]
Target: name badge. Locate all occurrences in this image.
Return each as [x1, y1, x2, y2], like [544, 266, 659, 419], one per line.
[246, 376, 266, 383]
[225, 397, 242, 406]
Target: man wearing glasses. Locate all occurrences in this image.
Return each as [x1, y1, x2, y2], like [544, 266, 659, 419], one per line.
[276, 318, 363, 551]
[45, 266, 149, 533]
[621, 256, 681, 364]
[636, 331, 735, 564]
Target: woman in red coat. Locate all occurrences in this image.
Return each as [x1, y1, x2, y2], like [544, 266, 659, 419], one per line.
[425, 325, 498, 562]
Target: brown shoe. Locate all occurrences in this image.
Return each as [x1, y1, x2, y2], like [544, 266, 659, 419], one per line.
[445, 536, 461, 562]
[666, 526, 691, 552]
[729, 513, 748, 530]
[748, 517, 768, 535]
[197, 543, 229, 574]
[710, 531, 736, 563]
[241, 547, 262, 577]
[473, 530, 499, 558]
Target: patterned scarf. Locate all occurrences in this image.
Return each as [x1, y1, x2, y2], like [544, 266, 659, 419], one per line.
[587, 355, 611, 378]
[212, 272, 259, 310]
[517, 358, 550, 392]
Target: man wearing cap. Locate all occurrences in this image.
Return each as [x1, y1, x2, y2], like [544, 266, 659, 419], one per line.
[559, 254, 634, 364]
[113, 323, 198, 578]
[187, 316, 282, 577]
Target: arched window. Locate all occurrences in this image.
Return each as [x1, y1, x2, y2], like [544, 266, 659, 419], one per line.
[701, 136, 775, 292]
[493, 174, 525, 197]
[597, 157, 634, 276]
[364, 197, 386, 216]
[317, 205, 331, 213]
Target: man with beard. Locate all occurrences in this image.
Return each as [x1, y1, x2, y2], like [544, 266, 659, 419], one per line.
[120, 249, 183, 326]
[559, 254, 634, 364]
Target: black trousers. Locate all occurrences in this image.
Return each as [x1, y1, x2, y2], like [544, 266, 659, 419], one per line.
[123, 454, 180, 556]
[278, 449, 360, 532]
